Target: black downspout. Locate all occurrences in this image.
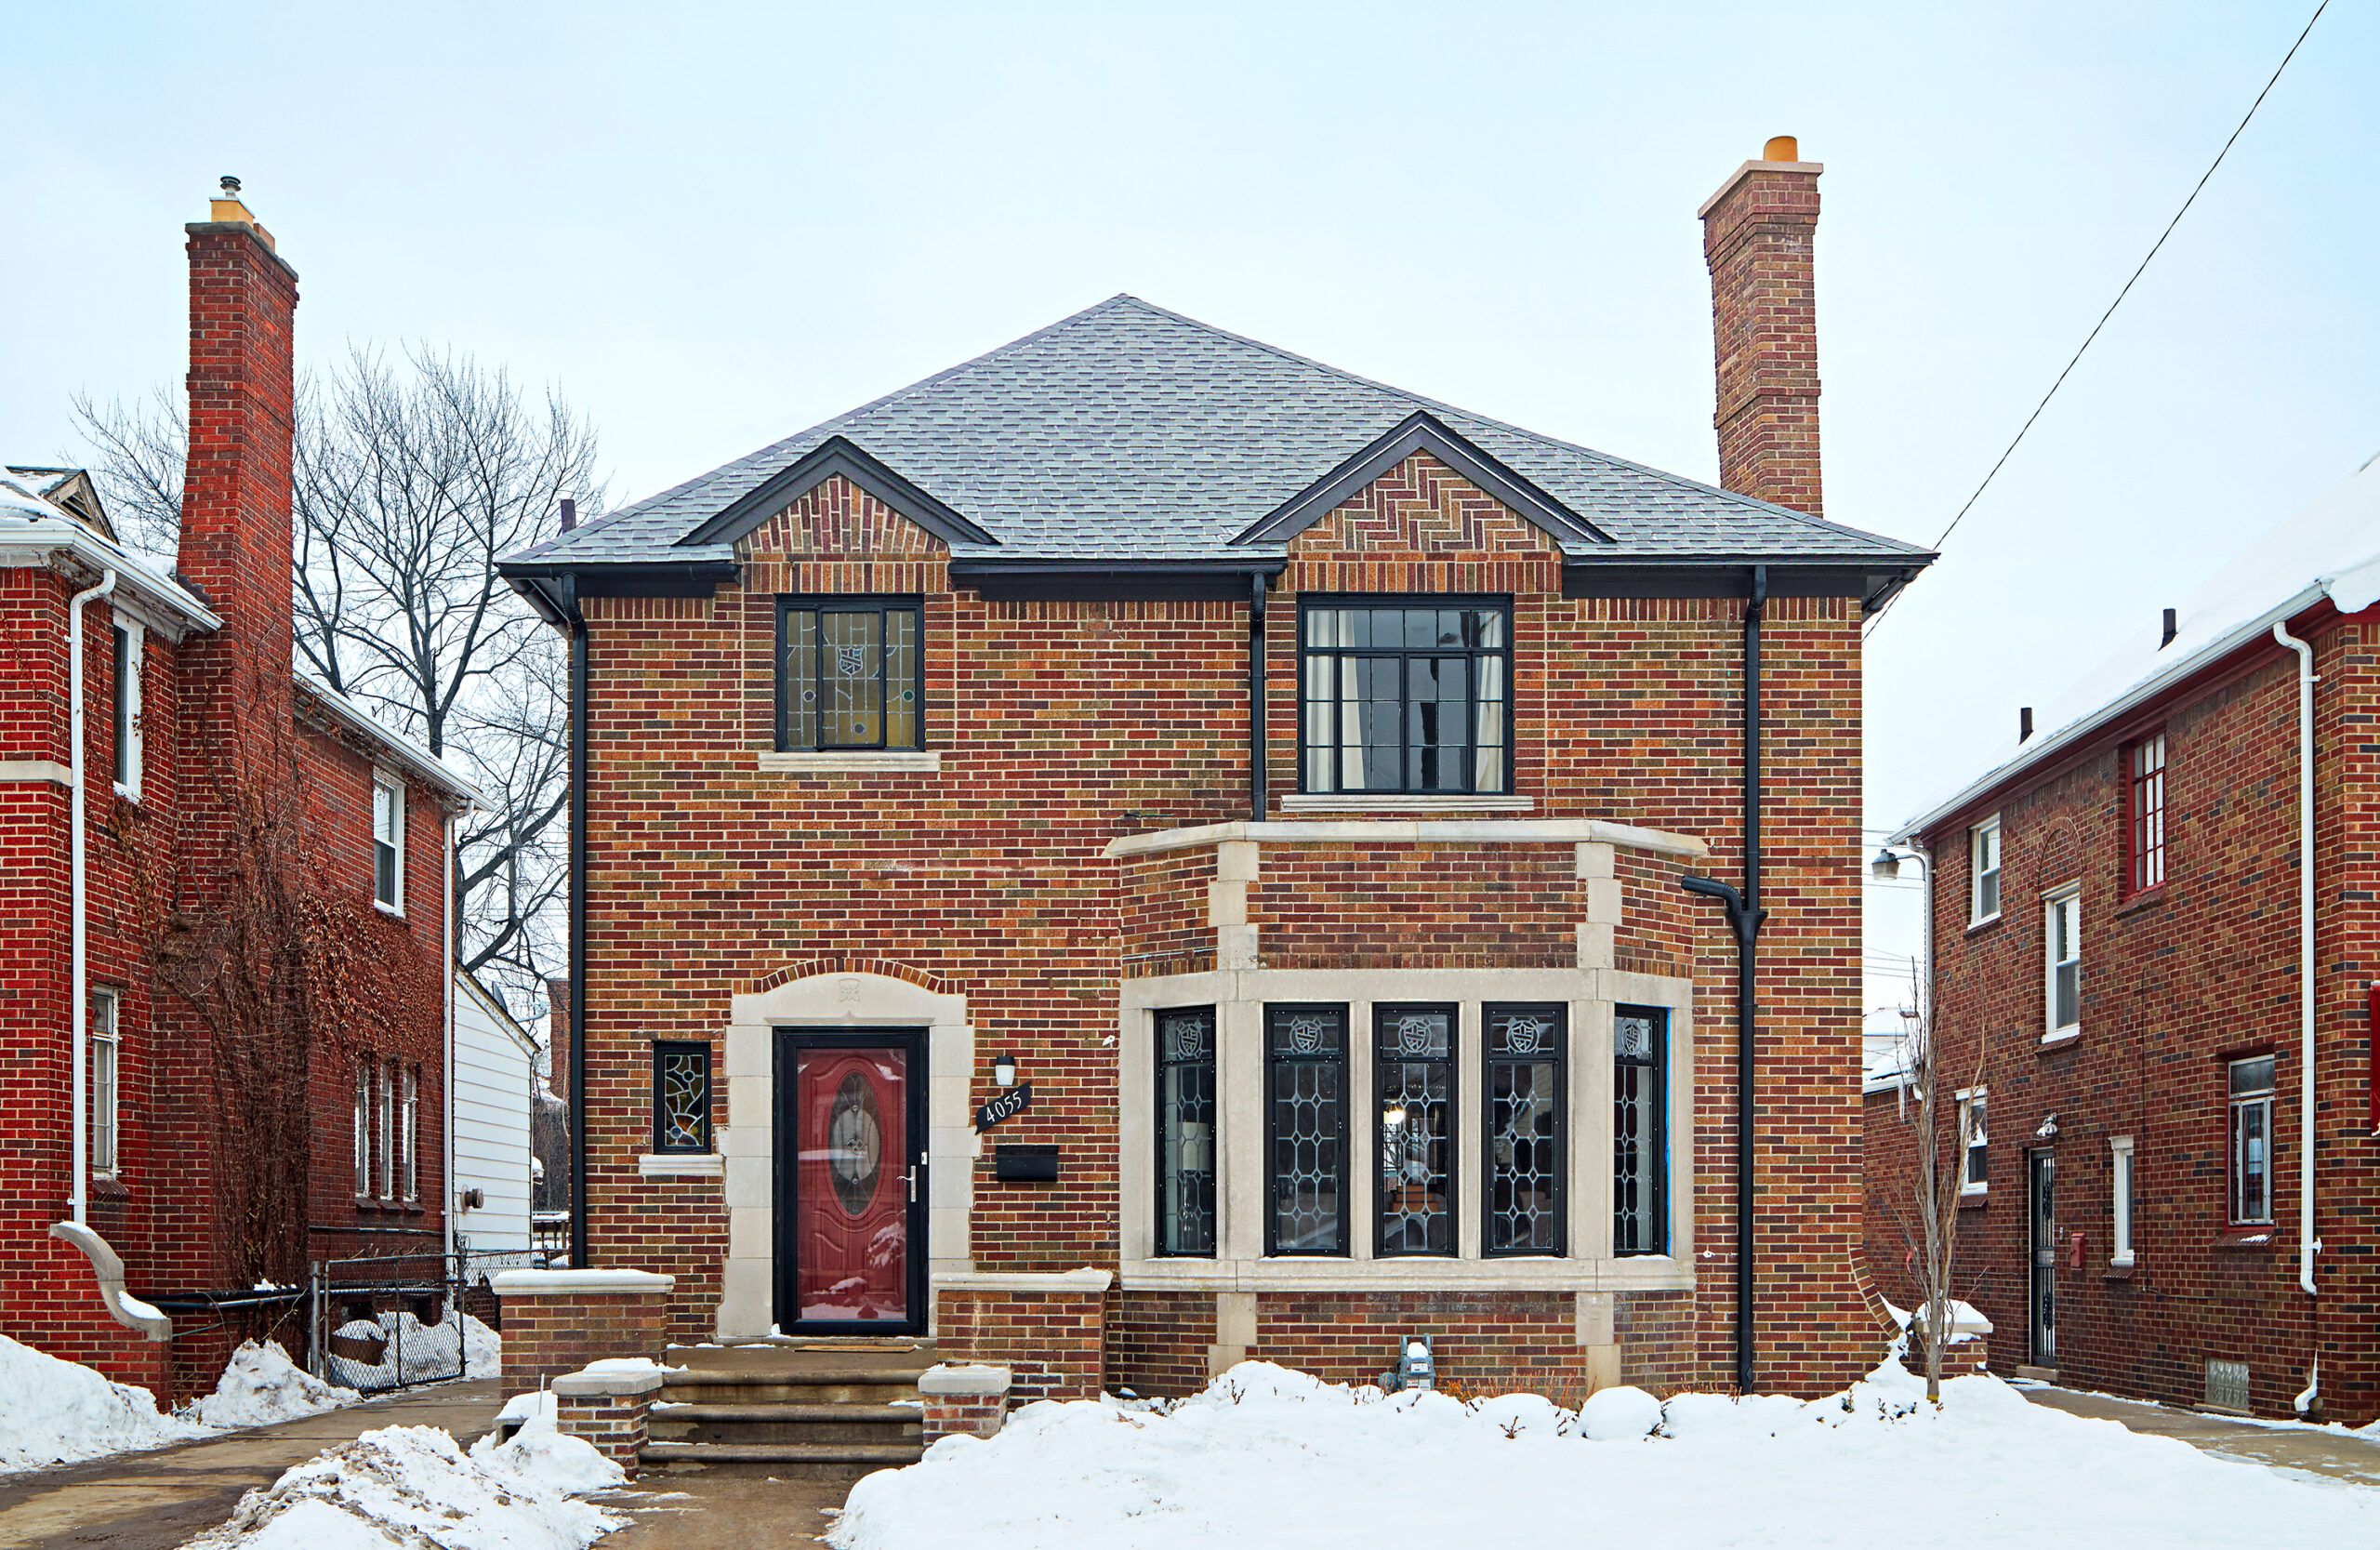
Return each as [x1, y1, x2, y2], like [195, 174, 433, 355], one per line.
[1680, 563, 1768, 1393]
[566, 579, 590, 1272]
[1249, 571, 1268, 820]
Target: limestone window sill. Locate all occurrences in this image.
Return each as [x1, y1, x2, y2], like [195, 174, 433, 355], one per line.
[2039, 1029, 2081, 1052]
[639, 1152, 724, 1179]
[758, 749, 940, 775]
[1964, 913, 2003, 938]
[2214, 1230, 2274, 1252]
[1278, 793, 1536, 814]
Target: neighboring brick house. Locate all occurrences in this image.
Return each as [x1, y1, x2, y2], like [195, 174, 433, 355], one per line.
[502, 140, 1930, 1399]
[1871, 459, 2380, 1423]
[0, 187, 473, 1399]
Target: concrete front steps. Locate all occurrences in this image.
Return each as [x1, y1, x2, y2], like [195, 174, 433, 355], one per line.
[641, 1338, 935, 1480]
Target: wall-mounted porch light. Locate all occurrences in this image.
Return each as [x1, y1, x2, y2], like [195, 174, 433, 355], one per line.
[992, 1053, 1018, 1089]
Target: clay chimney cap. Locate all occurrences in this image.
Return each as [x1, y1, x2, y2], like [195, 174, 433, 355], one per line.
[1764, 136, 1799, 163]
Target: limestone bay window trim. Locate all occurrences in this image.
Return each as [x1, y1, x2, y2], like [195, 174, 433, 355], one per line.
[774, 595, 926, 753]
[1116, 966, 1696, 1294]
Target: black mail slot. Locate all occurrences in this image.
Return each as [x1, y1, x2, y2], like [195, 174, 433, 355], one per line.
[994, 1143, 1060, 1182]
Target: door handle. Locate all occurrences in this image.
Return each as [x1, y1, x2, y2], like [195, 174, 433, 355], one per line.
[908, 1160, 924, 1203]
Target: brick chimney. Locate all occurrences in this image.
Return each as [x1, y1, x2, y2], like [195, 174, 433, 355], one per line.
[180, 178, 298, 669]
[1700, 137, 1823, 517]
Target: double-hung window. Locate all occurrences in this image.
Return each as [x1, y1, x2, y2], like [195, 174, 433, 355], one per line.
[1299, 600, 1511, 795]
[653, 1041, 713, 1155]
[110, 620, 142, 799]
[89, 988, 120, 1178]
[1375, 1005, 1454, 1257]
[1155, 1008, 1218, 1257]
[1264, 1005, 1348, 1255]
[1969, 816, 2002, 923]
[2126, 734, 2167, 893]
[378, 1060, 397, 1199]
[353, 1057, 373, 1196]
[1485, 1004, 1565, 1255]
[2228, 1055, 2275, 1226]
[776, 597, 924, 751]
[1956, 1088, 1988, 1195]
[372, 770, 404, 912]
[2043, 886, 2081, 1039]
[401, 1066, 419, 1202]
[1613, 1005, 1668, 1255]
[2109, 1135, 2135, 1266]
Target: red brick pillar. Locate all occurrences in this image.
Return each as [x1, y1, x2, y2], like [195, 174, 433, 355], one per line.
[551, 1365, 666, 1477]
[491, 1269, 675, 1386]
[919, 1363, 1013, 1441]
[932, 1269, 1111, 1403]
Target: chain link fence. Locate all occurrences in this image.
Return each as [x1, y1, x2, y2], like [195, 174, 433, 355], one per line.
[308, 1248, 522, 1394]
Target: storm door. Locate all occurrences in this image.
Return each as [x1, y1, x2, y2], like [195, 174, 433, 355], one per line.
[2028, 1150, 2057, 1367]
[775, 1030, 928, 1334]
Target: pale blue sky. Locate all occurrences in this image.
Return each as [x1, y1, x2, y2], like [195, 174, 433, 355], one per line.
[7, 2, 2373, 1012]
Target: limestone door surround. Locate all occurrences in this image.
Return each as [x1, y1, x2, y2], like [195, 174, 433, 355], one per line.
[716, 971, 978, 1341]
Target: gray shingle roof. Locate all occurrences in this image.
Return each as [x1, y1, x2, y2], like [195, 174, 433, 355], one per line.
[505, 295, 1929, 570]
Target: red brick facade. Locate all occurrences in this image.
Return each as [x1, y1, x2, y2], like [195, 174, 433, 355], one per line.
[1874, 603, 2380, 1423]
[1, 202, 461, 1399]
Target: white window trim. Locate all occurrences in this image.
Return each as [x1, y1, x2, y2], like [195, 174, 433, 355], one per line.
[377, 1061, 395, 1200]
[372, 768, 406, 916]
[1955, 1085, 1988, 1197]
[353, 1057, 372, 1197]
[2043, 882, 2082, 1042]
[2109, 1134, 2135, 1267]
[89, 988, 120, 1178]
[1969, 815, 2002, 926]
[1117, 966, 1696, 1293]
[401, 1066, 418, 1202]
[112, 620, 144, 801]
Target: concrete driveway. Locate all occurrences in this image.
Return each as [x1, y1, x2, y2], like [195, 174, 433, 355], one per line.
[2020, 1383, 2380, 1487]
[0, 1377, 509, 1550]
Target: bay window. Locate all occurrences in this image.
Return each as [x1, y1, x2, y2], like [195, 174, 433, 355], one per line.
[1484, 1004, 1565, 1256]
[1612, 1005, 1667, 1255]
[1374, 1005, 1454, 1257]
[1265, 1006, 1348, 1255]
[1156, 1008, 1218, 1257]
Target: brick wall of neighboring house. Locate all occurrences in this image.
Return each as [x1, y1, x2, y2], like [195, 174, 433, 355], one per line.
[1878, 605, 2380, 1423]
[0, 202, 460, 1401]
[572, 457, 1875, 1398]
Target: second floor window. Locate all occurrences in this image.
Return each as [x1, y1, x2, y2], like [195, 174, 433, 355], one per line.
[372, 771, 404, 912]
[111, 620, 142, 798]
[777, 597, 923, 752]
[1957, 1088, 1988, 1194]
[2126, 733, 2167, 893]
[1969, 816, 2002, 922]
[2044, 886, 2081, 1038]
[1299, 600, 1510, 795]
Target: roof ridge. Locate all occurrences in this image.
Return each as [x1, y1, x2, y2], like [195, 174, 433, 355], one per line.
[1105, 297, 1927, 555]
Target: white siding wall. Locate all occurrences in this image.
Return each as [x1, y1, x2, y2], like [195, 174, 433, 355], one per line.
[453, 978, 536, 1258]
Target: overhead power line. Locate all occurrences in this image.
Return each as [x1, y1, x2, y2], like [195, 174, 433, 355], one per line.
[1868, 0, 2330, 635]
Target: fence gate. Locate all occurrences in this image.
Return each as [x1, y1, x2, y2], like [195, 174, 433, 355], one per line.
[310, 1250, 470, 1395]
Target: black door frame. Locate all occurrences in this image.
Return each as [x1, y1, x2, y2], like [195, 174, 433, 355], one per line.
[774, 1027, 930, 1336]
[2028, 1148, 2056, 1367]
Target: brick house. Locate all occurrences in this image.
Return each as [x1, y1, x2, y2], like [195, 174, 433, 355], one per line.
[1869, 459, 2380, 1423]
[502, 140, 1931, 1401]
[0, 188, 473, 1398]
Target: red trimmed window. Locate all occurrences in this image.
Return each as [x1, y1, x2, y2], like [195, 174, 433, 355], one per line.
[2124, 732, 2167, 894]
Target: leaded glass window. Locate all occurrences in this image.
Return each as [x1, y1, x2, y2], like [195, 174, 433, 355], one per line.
[1375, 1005, 1454, 1257]
[1156, 1007, 1217, 1257]
[1299, 600, 1511, 794]
[654, 1040, 712, 1155]
[1613, 1005, 1668, 1256]
[776, 598, 924, 751]
[1485, 1004, 1564, 1255]
[1265, 1005, 1347, 1255]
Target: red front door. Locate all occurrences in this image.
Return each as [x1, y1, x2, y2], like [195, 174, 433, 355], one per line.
[783, 1037, 923, 1331]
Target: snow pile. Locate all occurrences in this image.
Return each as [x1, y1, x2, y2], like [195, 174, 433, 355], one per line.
[185, 1341, 362, 1430]
[470, 1391, 628, 1495]
[833, 1360, 2380, 1549]
[182, 1424, 622, 1550]
[0, 1330, 202, 1475]
[329, 1311, 500, 1388]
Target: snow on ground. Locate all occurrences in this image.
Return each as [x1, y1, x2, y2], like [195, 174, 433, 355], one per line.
[833, 1360, 2380, 1550]
[330, 1311, 500, 1387]
[184, 1341, 363, 1430]
[180, 1422, 623, 1550]
[0, 1331, 202, 1475]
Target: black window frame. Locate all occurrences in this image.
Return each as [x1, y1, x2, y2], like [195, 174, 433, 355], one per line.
[1373, 1003, 1457, 1259]
[652, 1040, 714, 1155]
[1263, 1003, 1350, 1257]
[1154, 1006, 1219, 1259]
[774, 594, 927, 753]
[1612, 1003, 1669, 1257]
[1482, 1002, 1567, 1258]
[1295, 595, 1515, 797]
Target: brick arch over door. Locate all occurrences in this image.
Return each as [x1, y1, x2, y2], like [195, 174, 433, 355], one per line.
[714, 968, 978, 1341]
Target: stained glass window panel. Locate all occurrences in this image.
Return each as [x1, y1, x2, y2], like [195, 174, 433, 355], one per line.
[1375, 1006, 1453, 1257]
[777, 600, 924, 752]
[1156, 1008, 1218, 1257]
[1613, 1005, 1668, 1256]
[654, 1041, 713, 1154]
[1266, 1006, 1346, 1255]
[1486, 1005, 1564, 1255]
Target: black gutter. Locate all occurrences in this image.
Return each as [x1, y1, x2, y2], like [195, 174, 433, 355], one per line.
[566, 576, 590, 1271]
[1249, 570, 1268, 819]
[1680, 562, 1768, 1394]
